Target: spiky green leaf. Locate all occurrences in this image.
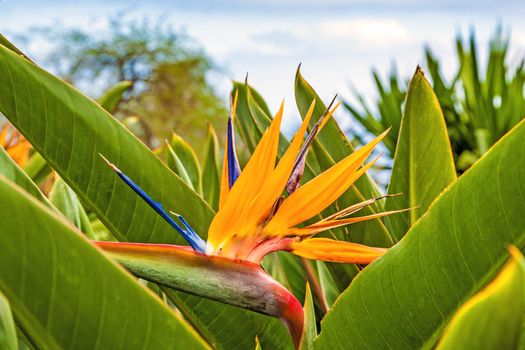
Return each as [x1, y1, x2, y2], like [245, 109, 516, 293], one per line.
[315, 117, 525, 349]
[386, 68, 456, 240]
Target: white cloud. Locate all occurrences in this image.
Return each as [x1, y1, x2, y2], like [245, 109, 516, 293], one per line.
[2, 1, 524, 134]
[319, 18, 412, 46]
[236, 17, 413, 60]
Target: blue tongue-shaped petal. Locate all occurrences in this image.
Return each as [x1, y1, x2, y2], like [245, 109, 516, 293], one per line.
[227, 114, 241, 188]
[100, 154, 206, 253]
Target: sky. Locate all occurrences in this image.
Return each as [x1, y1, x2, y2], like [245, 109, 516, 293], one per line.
[1, 0, 524, 133]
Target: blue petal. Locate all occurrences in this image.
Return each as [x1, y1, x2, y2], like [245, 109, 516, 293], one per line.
[102, 156, 206, 252]
[175, 214, 199, 238]
[227, 115, 241, 188]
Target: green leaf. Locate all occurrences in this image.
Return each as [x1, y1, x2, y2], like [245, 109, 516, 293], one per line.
[167, 291, 292, 350]
[202, 125, 220, 210]
[294, 66, 354, 162]
[262, 252, 308, 305]
[0, 175, 207, 349]
[22, 151, 51, 185]
[0, 146, 49, 206]
[16, 327, 34, 350]
[299, 284, 317, 350]
[0, 43, 212, 245]
[0, 34, 33, 63]
[166, 142, 196, 190]
[97, 80, 132, 113]
[386, 68, 456, 240]
[245, 79, 272, 117]
[315, 117, 525, 349]
[0, 290, 17, 350]
[49, 176, 96, 239]
[0, 42, 291, 350]
[232, 81, 266, 153]
[233, 80, 317, 176]
[167, 133, 202, 194]
[254, 336, 262, 350]
[436, 247, 525, 350]
[315, 261, 340, 308]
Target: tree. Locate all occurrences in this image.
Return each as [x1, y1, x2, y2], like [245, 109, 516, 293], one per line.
[28, 15, 227, 148]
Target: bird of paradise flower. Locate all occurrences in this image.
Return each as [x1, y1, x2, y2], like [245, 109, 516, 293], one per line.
[96, 95, 404, 348]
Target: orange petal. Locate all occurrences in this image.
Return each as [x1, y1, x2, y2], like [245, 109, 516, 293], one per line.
[264, 131, 388, 235]
[0, 123, 8, 145]
[319, 100, 342, 131]
[290, 237, 386, 264]
[208, 102, 284, 251]
[5, 135, 30, 167]
[237, 100, 316, 236]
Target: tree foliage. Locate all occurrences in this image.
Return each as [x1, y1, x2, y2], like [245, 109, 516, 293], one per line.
[28, 15, 227, 147]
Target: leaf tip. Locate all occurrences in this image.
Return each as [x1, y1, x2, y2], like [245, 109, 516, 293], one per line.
[295, 63, 303, 80]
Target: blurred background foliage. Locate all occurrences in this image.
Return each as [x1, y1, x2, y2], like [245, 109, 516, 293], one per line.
[7, 18, 525, 178]
[20, 15, 227, 150]
[345, 26, 525, 174]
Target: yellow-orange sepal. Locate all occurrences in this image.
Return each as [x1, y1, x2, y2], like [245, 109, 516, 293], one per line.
[290, 238, 387, 264]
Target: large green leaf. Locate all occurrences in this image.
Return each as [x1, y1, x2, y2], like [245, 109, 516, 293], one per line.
[0, 34, 33, 63]
[436, 247, 525, 349]
[315, 117, 525, 349]
[0, 42, 291, 349]
[0, 43, 211, 245]
[0, 175, 207, 349]
[0, 289, 17, 350]
[386, 68, 456, 240]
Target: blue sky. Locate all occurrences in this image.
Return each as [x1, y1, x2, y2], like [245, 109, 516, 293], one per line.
[1, 0, 524, 132]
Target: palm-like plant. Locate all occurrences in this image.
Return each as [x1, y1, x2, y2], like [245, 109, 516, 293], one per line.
[345, 27, 525, 173]
[1, 33, 525, 350]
